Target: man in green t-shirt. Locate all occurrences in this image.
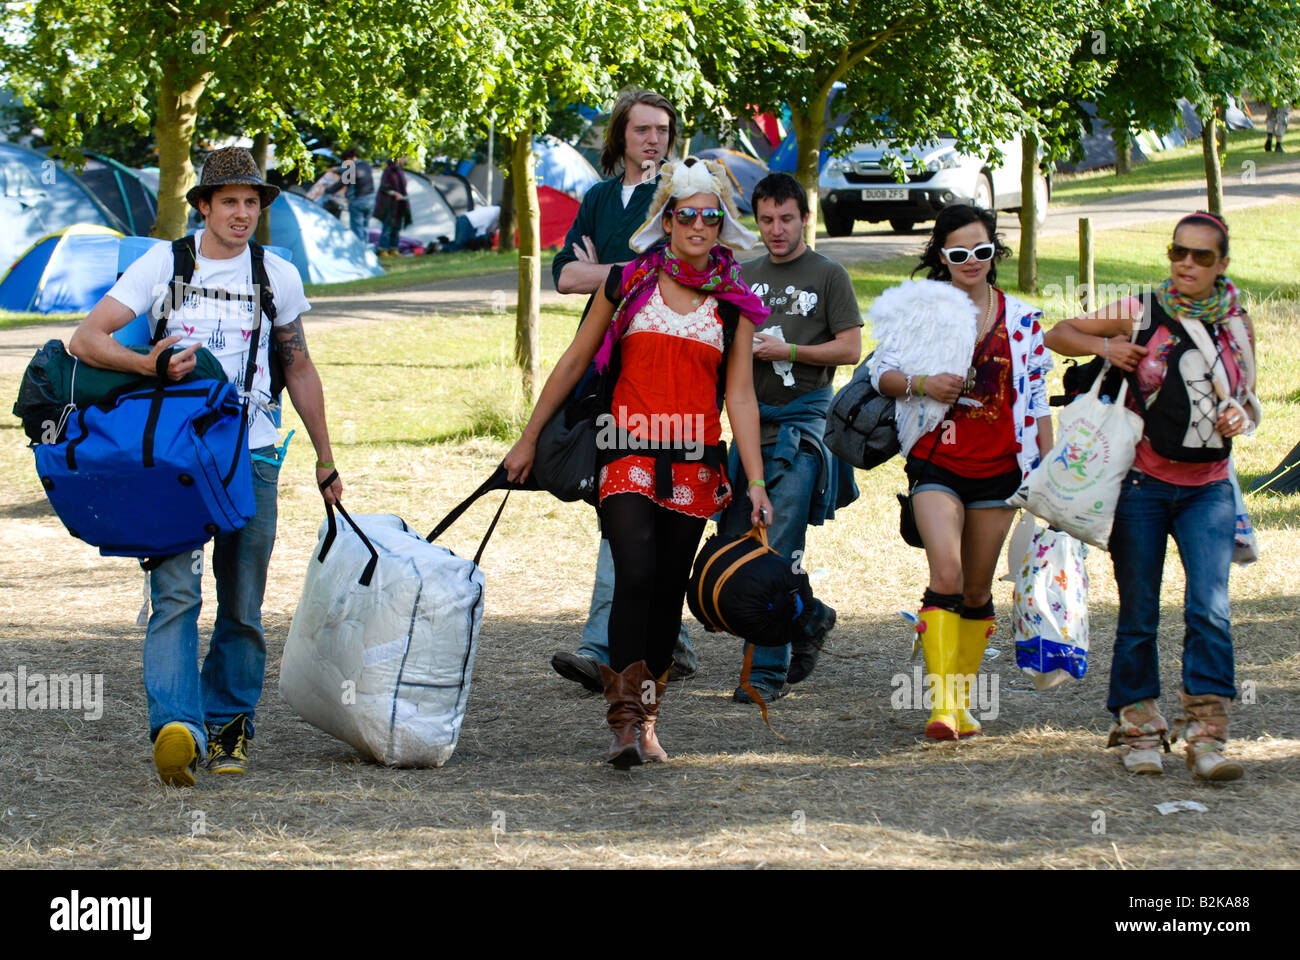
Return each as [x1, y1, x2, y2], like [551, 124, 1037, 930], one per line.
[720, 173, 863, 703]
[548, 89, 698, 692]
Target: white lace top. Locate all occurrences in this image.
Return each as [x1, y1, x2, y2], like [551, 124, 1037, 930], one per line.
[624, 285, 725, 354]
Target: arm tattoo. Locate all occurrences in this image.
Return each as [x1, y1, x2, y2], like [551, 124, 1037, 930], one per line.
[274, 319, 309, 369]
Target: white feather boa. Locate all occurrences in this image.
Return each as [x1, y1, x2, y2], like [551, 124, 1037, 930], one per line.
[866, 279, 979, 455]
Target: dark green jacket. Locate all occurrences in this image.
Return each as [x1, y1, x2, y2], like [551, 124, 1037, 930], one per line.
[552, 174, 658, 321]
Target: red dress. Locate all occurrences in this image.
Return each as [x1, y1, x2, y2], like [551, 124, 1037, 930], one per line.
[598, 284, 732, 518]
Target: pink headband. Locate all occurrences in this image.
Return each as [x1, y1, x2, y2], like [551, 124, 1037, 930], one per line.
[1178, 211, 1229, 234]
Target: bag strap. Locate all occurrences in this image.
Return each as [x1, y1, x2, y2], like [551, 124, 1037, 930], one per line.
[426, 464, 513, 567]
[315, 471, 378, 587]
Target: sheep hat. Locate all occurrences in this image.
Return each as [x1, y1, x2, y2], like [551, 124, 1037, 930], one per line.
[629, 156, 758, 252]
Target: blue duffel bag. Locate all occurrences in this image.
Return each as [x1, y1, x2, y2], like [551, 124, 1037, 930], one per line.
[35, 372, 254, 558]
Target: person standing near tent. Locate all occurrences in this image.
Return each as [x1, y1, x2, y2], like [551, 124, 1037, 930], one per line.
[326, 147, 376, 243]
[67, 146, 343, 787]
[548, 88, 700, 691]
[374, 156, 411, 255]
[717, 173, 861, 703]
[1043, 212, 1258, 781]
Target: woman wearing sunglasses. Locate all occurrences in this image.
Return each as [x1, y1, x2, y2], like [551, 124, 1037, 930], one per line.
[1043, 212, 1258, 780]
[869, 204, 1054, 740]
[504, 157, 771, 768]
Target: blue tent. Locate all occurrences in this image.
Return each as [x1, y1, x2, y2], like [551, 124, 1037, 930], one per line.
[0, 223, 124, 314]
[695, 149, 769, 214]
[533, 136, 601, 196]
[268, 191, 382, 284]
[0, 142, 127, 274]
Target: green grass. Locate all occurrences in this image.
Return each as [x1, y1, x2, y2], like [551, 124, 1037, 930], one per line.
[0, 311, 83, 330]
[1049, 128, 1292, 205]
[304, 248, 555, 298]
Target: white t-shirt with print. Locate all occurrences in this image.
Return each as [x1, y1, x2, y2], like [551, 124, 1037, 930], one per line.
[106, 231, 311, 450]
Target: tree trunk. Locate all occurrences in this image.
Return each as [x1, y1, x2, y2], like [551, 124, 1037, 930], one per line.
[790, 103, 826, 250]
[1203, 112, 1224, 216]
[153, 63, 207, 239]
[251, 131, 272, 246]
[1114, 128, 1130, 176]
[1017, 129, 1039, 294]
[498, 137, 517, 253]
[512, 129, 541, 400]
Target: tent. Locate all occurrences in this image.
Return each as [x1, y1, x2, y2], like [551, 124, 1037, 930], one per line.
[77, 153, 158, 235]
[1253, 442, 1300, 495]
[267, 191, 382, 284]
[535, 185, 580, 249]
[0, 223, 124, 314]
[0, 142, 127, 274]
[533, 136, 602, 196]
[378, 167, 458, 249]
[429, 171, 484, 216]
[695, 148, 769, 213]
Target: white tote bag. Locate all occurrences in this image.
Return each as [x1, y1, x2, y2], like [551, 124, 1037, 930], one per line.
[1008, 368, 1144, 549]
[1012, 525, 1090, 690]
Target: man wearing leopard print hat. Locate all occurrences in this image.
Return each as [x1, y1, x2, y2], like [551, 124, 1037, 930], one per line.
[70, 145, 344, 787]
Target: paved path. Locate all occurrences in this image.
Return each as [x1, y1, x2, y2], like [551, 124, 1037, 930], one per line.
[3, 155, 1298, 375]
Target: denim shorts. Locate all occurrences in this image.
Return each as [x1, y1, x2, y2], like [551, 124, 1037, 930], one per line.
[905, 458, 1020, 509]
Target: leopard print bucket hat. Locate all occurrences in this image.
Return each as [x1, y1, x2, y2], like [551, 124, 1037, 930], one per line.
[186, 146, 280, 209]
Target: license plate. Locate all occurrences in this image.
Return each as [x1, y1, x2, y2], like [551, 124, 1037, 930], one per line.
[863, 188, 908, 201]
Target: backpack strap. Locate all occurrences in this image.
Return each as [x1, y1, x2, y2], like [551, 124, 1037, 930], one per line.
[154, 236, 197, 344]
[249, 241, 284, 401]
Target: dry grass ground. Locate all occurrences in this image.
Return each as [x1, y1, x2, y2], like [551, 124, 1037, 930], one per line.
[1, 225, 1298, 870]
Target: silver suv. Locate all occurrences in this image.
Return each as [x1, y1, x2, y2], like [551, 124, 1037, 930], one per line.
[818, 136, 1048, 235]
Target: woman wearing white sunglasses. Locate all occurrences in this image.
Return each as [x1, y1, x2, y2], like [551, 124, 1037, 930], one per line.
[869, 204, 1053, 740]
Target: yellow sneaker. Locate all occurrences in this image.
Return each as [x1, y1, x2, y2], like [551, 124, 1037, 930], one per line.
[206, 714, 251, 775]
[153, 722, 198, 787]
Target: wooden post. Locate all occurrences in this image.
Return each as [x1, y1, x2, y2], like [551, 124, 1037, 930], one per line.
[1079, 217, 1094, 312]
[513, 130, 541, 401]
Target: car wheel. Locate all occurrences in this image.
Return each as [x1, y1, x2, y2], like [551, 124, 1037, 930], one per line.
[973, 172, 993, 212]
[888, 218, 915, 234]
[823, 206, 854, 237]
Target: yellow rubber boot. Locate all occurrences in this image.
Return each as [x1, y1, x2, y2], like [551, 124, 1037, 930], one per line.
[955, 614, 995, 737]
[918, 607, 961, 740]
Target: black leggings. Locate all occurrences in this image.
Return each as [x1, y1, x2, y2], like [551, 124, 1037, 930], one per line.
[601, 493, 707, 676]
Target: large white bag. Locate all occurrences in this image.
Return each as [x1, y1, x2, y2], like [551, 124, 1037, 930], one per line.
[280, 504, 485, 767]
[1008, 367, 1143, 549]
[1011, 524, 1090, 690]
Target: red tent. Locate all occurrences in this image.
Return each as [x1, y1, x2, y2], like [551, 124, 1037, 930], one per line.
[515, 185, 581, 250]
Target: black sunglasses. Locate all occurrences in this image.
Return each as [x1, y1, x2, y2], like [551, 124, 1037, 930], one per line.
[672, 206, 723, 227]
[1167, 243, 1219, 267]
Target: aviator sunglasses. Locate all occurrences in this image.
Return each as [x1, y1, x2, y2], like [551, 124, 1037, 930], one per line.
[1167, 243, 1220, 268]
[940, 242, 996, 264]
[672, 206, 724, 227]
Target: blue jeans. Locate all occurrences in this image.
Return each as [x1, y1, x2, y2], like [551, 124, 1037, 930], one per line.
[719, 442, 821, 687]
[1106, 470, 1236, 712]
[349, 194, 375, 245]
[142, 446, 281, 752]
[579, 537, 694, 670]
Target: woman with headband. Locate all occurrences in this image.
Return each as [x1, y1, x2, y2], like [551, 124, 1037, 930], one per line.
[504, 157, 771, 768]
[1044, 211, 1259, 780]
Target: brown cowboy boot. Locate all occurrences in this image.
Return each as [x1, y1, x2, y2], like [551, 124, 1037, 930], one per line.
[1173, 692, 1244, 781]
[638, 667, 670, 763]
[598, 662, 646, 769]
[1107, 699, 1169, 774]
